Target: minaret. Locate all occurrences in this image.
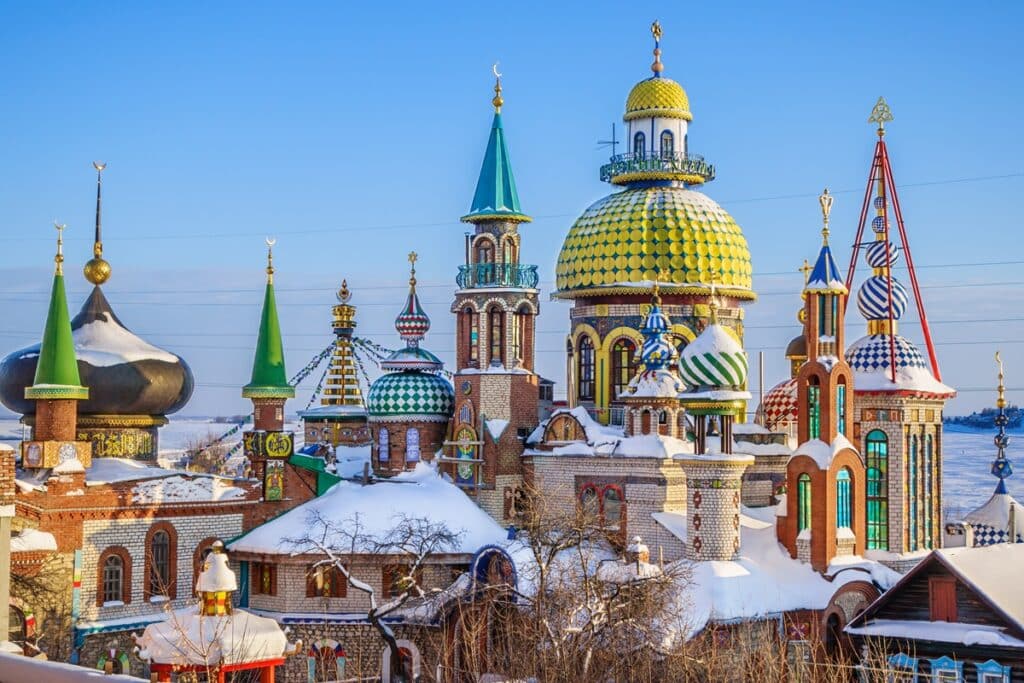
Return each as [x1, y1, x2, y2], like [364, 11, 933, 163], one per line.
[299, 279, 369, 448]
[22, 223, 91, 469]
[83, 162, 112, 287]
[845, 100, 955, 554]
[242, 240, 295, 500]
[783, 191, 865, 573]
[447, 69, 540, 523]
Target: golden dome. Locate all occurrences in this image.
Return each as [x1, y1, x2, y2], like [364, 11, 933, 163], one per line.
[554, 186, 754, 300]
[625, 77, 692, 121]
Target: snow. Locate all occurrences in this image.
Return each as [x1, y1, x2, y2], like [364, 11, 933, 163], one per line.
[458, 366, 531, 375]
[629, 369, 684, 398]
[674, 451, 755, 465]
[845, 618, 1024, 648]
[682, 323, 744, 360]
[131, 475, 248, 504]
[485, 418, 510, 440]
[792, 434, 857, 469]
[964, 492, 1023, 533]
[796, 528, 812, 541]
[136, 605, 288, 667]
[332, 444, 372, 478]
[10, 528, 57, 552]
[652, 509, 889, 639]
[85, 458, 181, 485]
[228, 462, 509, 556]
[74, 314, 179, 367]
[297, 404, 366, 418]
[836, 527, 856, 540]
[0, 651, 145, 681]
[732, 423, 770, 435]
[52, 457, 85, 474]
[195, 550, 237, 592]
[935, 544, 1024, 628]
[681, 389, 752, 401]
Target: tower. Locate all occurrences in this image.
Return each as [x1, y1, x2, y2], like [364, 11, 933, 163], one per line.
[783, 191, 865, 573]
[844, 100, 955, 554]
[298, 279, 370, 448]
[553, 22, 754, 421]
[447, 70, 540, 522]
[241, 240, 296, 502]
[20, 223, 92, 470]
[367, 254, 454, 473]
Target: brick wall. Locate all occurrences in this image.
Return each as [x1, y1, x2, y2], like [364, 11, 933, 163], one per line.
[370, 420, 448, 473]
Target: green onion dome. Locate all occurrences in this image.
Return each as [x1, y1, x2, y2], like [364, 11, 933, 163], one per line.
[678, 323, 748, 390]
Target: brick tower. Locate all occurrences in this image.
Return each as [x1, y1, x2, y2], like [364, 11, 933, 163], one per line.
[445, 71, 540, 522]
[782, 191, 865, 573]
[21, 223, 92, 471]
[241, 240, 296, 502]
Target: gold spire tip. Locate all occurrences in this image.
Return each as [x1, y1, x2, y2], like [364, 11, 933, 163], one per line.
[337, 278, 352, 303]
[652, 267, 668, 305]
[491, 63, 503, 112]
[818, 188, 834, 244]
[265, 237, 276, 282]
[650, 20, 664, 75]
[53, 221, 66, 275]
[83, 159, 113, 285]
[408, 251, 418, 286]
[996, 351, 1007, 409]
[869, 96, 894, 137]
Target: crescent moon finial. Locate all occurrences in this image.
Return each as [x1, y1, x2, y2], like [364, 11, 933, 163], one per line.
[265, 236, 277, 247]
[492, 62, 501, 79]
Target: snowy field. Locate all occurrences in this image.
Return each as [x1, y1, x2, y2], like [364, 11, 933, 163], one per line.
[0, 417, 1018, 521]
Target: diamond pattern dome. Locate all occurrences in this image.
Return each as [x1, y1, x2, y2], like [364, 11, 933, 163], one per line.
[366, 371, 454, 422]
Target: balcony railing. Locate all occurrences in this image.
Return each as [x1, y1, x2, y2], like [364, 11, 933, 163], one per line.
[457, 263, 540, 289]
[599, 151, 715, 183]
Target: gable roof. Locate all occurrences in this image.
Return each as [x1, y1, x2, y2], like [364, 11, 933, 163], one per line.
[849, 544, 1024, 639]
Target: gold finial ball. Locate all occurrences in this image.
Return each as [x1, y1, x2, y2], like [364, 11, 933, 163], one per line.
[84, 256, 111, 285]
[492, 93, 504, 110]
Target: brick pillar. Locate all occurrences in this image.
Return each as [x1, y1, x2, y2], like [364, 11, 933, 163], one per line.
[34, 398, 77, 441]
[0, 444, 14, 640]
[677, 454, 754, 561]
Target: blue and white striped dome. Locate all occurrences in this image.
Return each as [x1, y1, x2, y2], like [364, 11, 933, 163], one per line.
[857, 275, 909, 320]
[639, 303, 676, 371]
[865, 240, 899, 268]
[678, 324, 748, 389]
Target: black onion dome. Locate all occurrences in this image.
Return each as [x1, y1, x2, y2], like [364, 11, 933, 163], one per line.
[785, 334, 807, 360]
[0, 286, 194, 417]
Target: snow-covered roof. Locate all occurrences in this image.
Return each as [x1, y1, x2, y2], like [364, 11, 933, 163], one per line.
[845, 618, 1024, 648]
[964, 492, 1024, 532]
[228, 462, 509, 556]
[297, 404, 367, 419]
[0, 651, 145, 681]
[935, 544, 1024, 630]
[652, 508, 897, 639]
[627, 369, 684, 398]
[195, 549, 238, 593]
[485, 418, 510, 440]
[846, 334, 955, 397]
[131, 475, 248, 504]
[10, 528, 57, 552]
[84, 458, 182, 485]
[136, 605, 288, 666]
[792, 435, 857, 469]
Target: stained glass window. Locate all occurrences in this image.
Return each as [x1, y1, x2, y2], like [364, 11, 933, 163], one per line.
[378, 428, 389, 462]
[909, 434, 918, 549]
[836, 468, 852, 528]
[865, 430, 889, 549]
[836, 382, 847, 437]
[489, 307, 504, 366]
[797, 474, 812, 531]
[578, 336, 595, 400]
[807, 380, 821, 440]
[610, 338, 637, 401]
[464, 307, 478, 366]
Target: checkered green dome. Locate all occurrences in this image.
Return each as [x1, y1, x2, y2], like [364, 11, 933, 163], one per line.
[366, 370, 454, 422]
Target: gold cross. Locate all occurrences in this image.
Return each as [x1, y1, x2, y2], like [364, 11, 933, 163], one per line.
[799, 259, 813, 285]
[869, 96, 894, 135]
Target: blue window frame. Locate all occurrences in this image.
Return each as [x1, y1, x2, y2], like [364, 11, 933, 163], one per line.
[837, 382, 847, 436]
[889, 653, 918, 681]
[660, 130, 674, 157]
[975, 659, 1010, 683]
[633, 132, 646, 158]
[929, 656, 963, 682]
[836, 468, 852, 528]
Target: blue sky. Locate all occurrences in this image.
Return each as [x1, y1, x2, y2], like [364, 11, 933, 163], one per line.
[0, 1, 1021, 416]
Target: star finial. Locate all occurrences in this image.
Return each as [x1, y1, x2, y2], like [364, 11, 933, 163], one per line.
[819, 188, 834, 244]
[54, 221, 66, 275]
[491, 63, 503, 112]
[869, 97, 894, 137]
[650, 20, 664, 75]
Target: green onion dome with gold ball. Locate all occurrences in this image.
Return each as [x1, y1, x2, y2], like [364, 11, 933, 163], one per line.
[556, 22, 754, 414]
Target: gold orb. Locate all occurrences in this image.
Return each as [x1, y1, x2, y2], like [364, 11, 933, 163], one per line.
[84, 257, 111, 285]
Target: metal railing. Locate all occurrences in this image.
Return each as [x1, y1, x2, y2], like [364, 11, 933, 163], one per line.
[599, 151, 715, 183]
[456, 263, 540, 289]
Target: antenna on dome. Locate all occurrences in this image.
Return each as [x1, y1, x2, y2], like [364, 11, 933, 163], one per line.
[597, 123, 618, 159]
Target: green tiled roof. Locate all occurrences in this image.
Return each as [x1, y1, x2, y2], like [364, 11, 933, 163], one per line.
[461, 113, 530, 223]
[25, 272, 87, 401]
[242, 281, 295, 399]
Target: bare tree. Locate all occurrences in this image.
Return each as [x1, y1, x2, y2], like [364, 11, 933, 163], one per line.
[287, 510, 461, 683]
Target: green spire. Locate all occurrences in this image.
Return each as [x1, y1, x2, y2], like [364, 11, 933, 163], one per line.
[26, 223, 88, 401]
[460, 71, 530, 224]
[242, 242, 295, 400]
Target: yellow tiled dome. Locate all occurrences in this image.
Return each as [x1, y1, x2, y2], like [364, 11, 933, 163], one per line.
[625, 77, 692, 122]
[554, 186, 754, 300]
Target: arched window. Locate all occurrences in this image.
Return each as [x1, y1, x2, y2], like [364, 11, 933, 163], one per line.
[807, 376, 821, 440]
[836, 380, 847, 437]
[488, 306, 504, 366]
[405, 428, 420, 462]
[464, 306, 479, 367]
[147, 526, 175, 599]
[580, 485, 599, 521]
[476, 239, 495, 265]
[502, 236, 518, 265]
[378, 428, 390, 463]
[458, 402, 473, 426]
[103, 554, 124, 604]
[909, 434, 919, 549]
[7, 605, 25, 647]
[660, 130, 674, 157]
[577, 336, 595, 401]
[836, 468, 852, 528]
[602, 485, 624, 533]
[797, 474, 812, 532]
[308, 641, 347, 682]
[633, 131, 646, 158]
[610, 338, 637, 400]
[511, 305, 530, 363]
[865, 430, 889, 550]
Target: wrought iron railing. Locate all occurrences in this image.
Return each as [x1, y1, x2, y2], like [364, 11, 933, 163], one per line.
[599, 151, 715, 183]
[456, 263, 540, 289]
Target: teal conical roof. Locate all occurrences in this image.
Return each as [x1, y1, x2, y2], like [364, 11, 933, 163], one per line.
[242, 254, 295, 400]
[461, 109, 530, 224]
[26, 246, 88, 401]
